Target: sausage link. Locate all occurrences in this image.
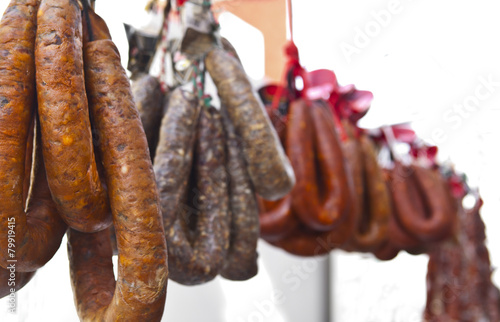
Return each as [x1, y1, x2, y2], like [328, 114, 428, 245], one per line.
[338, 120, 365, 252]
[67, 228, 116, 320]
[0, 0, 37, 264]
[0, 0, 67, 272]
[13, 120, 68, 272]
[79, 37, 168, 320]
[166, 105, 230, 285]
[349, 134, 390, 251]
[131, 74, 164, 160]
[220, 108, 259, 281]
[35, 0, 111, 232]
[272, 190, 357, 257]
[154, 88, 200, 228]
[289, 99, 351, 231]
[271, 206, 356, 257]
[206, 48, 295, 200]
[384, 168, 425, 252]
[271, 102, 356, 256]
[387, 207, 421, 251]
[392, 162, 454, 242]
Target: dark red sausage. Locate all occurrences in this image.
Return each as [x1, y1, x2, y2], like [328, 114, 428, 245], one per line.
[338, 120, 364, 252]
[271, 207, 356, 257]
[391, 162, 454, 243]
[346, 132, 390, 252]
[288, 99, 351, 231]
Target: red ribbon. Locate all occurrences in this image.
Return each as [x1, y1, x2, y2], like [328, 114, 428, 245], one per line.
[270, 41, 307, 110]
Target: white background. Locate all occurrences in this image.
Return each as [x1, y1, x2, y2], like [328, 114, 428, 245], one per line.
[1, 0, 499, 321]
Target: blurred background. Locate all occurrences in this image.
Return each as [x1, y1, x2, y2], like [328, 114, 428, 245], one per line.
[0, 0, 499, 321]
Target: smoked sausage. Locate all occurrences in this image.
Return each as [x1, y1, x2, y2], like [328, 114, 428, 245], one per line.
[36, 0, 111, 232]
[220, 108, 259, 281]
[73, 30, 168, 320]
[391, 162, 454, 243]
[162, 104, 230, 285]
[338, 120, 365, 252]
[0, 0, 67, 272]
[206, 48, 295, 200]
[349, 134, 390, 251]
[289, 99, 351, 231]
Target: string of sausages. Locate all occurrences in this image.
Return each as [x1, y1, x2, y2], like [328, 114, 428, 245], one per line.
[128, 0, 294, 285]
[1, 0, 498, 320]
[0, 0, 168, 320]
[258, 38, 500, 319]
[254, 37, 470, 261]
[424, 196, 500, 321]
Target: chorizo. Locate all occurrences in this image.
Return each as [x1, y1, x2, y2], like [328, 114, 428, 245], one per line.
[76, 35, 168, 320]
[385, 168, 425, 252]
[11, 121, 68, 272]
[67, 228, 116, 320]
[338, 120, 365, 252]
[391, 162, 454, 242]
[273, 186, 356, 256]
[206, 48, 295, 200]
[271, 206, 356, 257]
[164, 105, 230, 285]
[289, 99, 351, 231]
[154, 88, 200, 231]
[220, 108, 259, 281]
[0, 0, 67, 272]
[349, 134, 390, 251]
[35, 0, 111, 232]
